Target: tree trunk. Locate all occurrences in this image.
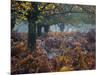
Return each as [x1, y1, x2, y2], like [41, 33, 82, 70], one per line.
[11, 19, 15, 32]
[28, 22, 36, 50]
[11, 12, 16, 32]
[44, 25, 49, 33]
[37, 25, 42, 37]
[27, 3, 39, 50]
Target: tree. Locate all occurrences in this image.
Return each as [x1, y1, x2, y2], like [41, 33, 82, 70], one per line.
[11, 0, 96, 50]
[27, 2, 39, 50]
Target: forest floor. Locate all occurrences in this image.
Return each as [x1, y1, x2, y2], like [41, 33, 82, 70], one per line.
[11, 31, 96, 74]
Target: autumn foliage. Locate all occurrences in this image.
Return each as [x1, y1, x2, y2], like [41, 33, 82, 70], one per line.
[11, 31, 96, 74]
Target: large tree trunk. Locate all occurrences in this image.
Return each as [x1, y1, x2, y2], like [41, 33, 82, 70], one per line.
[28, 22, 36, 50]
[27, 3, 39, 50]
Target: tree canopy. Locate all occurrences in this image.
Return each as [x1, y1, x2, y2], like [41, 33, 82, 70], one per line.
[11, 0, 96, 27]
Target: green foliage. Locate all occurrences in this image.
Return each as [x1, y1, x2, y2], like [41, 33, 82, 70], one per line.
[11, 0, 95, 27]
